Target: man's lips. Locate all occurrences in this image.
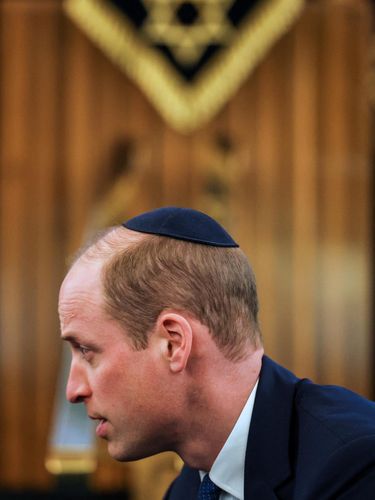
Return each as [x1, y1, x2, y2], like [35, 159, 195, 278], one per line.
[89, 415, 108, 438]
[95, 418, 108, 438]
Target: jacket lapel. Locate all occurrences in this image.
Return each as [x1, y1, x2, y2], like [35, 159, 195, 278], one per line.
[164, 465, 200, 499]
[244, 356, 300, 499]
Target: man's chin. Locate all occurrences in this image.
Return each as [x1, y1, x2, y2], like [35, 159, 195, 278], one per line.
[107, 442, 127, 462]
[107, 441, 158, 463]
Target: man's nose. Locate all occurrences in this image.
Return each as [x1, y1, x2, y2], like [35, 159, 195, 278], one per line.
[66, 362, 91, 403]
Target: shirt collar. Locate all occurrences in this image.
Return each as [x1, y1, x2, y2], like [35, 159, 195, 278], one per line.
[199, 380, 259, 499]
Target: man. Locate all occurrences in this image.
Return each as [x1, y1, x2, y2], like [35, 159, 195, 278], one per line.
[59, 206, 375, 499]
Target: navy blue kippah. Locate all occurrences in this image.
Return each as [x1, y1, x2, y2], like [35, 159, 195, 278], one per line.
[122, 207, 239, 247]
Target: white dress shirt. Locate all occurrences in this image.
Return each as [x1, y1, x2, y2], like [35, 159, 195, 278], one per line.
[199, 380, 259, 500]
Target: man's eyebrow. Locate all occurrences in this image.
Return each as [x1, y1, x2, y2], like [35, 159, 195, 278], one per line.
[61, 334, 98, 350]
[61, 334, 79, 344]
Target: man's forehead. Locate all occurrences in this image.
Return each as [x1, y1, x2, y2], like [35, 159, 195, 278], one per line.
[59, 299, 96, 329]
[60, 257, 103, 303]
[59, 226, 145, 310]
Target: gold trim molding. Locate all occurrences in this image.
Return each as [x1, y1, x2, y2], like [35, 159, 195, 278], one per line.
[64, 0, 305, 133]
[45, 449, 97, 475]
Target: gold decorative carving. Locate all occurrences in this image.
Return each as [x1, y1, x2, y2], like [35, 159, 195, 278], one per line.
[45, 450, 97, 475]
[64, 0, 305, 133]
[142, 0, 235, 66]
[196, 133, 246, 229]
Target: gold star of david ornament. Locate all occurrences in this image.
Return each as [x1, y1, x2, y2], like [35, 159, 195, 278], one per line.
[64, 0, 305, 133]
[142, 0, 235, 66]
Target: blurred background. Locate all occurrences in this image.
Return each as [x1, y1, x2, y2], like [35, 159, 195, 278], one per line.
[0, 0, 374, 498]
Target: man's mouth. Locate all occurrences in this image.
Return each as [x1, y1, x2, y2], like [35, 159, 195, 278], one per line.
[89, 415, 108, 438]
[95, 418, 108, 438]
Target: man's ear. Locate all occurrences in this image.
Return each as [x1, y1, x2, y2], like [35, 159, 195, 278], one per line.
[156, 312, 193, 373]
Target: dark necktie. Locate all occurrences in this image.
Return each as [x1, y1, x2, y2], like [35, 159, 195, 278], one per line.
[197, 474, 221, 500]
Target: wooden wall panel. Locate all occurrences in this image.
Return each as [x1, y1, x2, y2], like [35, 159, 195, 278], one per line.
[0, 0, 63, 489]
[290, 3, 320, 379]
[22, 5, 63, 488]
[62, 16, 104, 253]
[317, 0, 372, 393]
[319, 1, 354, 386]
[0, 0, 373, 494]
[0, 5, 27, 483]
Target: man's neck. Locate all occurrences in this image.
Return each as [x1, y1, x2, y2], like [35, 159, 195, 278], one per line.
[176, 347, 263, 470]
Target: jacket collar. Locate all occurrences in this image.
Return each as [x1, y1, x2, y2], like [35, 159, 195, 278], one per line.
[244, 356, 299, 498]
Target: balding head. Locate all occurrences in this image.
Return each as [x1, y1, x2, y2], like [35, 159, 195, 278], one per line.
[66, 225, 262, 360]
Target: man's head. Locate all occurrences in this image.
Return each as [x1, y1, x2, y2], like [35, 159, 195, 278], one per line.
[59, 207, 263, 464]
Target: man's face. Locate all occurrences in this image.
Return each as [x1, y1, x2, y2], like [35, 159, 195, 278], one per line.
[59, 257, 179, 461]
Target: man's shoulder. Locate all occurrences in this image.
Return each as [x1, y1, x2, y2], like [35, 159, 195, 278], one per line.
[290, 378, 375, 498]
[260, 355, 375, 440]
[255, 357, 375, 498]
[295, 378, 375, 441]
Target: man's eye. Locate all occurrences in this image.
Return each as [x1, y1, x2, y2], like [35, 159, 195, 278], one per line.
[79, 345, 90, 357]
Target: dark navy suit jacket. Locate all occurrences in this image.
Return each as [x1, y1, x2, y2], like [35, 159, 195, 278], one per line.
[164, 356, 375, 499]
